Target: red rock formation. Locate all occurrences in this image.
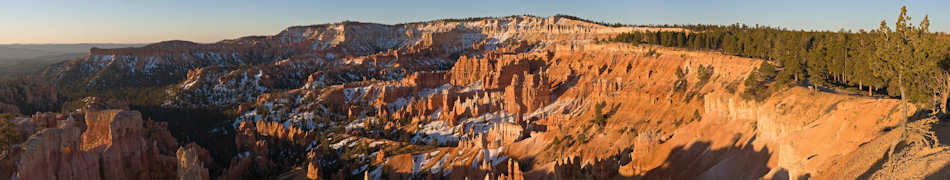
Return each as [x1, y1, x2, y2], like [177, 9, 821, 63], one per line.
[13, 112, 66, 136]
[500, 72, 550, 115]
[0, 148, 17, 179]
[131, 16, 698, 179]
[177, 143, 212, 180]
[0, 78, 60, 115]
[80, 96, 130, 111]
[145, 120, 180, 156]
[376, 150, 386, 164]
[0, 103, 18, 115]
[506, 159, 524, 180]
[9, 98, 213, 180]
[224, 120, 311, 179]
[15, 126, 100, 180]
[440, 91, 504, 127]
[306, 151, 322, 180]
[218, 143, 278, 180]
[237, 120, 314, 145]
[81, 109, 178, 179]
[404, 71, 446, 90]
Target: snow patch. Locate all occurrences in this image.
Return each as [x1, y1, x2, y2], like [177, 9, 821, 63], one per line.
[331, 137, 357, 150]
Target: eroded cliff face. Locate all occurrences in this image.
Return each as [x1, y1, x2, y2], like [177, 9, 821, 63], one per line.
[622, 88, 911, 179]
[167, 16, 949, 179]
[217, 36, 764, 179]
[177, 143, 213, 180]
[165, 16, 674, 179]
[0, 78, 60, 115]
[273, 42, 947, 179]
[6, 98, 212, 180]
[23, 15, 950, 179]
[47, 16, 669, 109]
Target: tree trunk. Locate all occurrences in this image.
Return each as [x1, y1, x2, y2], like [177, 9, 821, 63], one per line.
[939, 73, 950, 114]
[899, 72, 908, 126]
[844, 48, 848, 84]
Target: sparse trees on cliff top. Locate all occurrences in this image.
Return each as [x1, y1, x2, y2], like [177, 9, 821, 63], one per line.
[610, 6, 950, 109]
[872, 6, 942, 119]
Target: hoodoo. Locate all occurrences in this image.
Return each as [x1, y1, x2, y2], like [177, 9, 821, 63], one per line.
[2, 4, 950, 179]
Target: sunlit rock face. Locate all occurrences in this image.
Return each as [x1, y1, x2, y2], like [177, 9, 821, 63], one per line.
[18, 14, 938, 180]
[9, 98, 208, 180]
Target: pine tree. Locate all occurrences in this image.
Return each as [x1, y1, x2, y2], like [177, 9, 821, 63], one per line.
[607, 9, 947, 103]
[0, 114, 20, 152]
[872, 6, 939, 123]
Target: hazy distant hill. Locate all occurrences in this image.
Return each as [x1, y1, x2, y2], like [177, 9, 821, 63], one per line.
[0, 43, 144, 78]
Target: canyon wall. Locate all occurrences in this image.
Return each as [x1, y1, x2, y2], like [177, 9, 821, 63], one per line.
[7, 98, 211, 180]
[19, 15, 949, 179]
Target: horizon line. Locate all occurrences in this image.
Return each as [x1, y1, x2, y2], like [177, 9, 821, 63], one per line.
[4, 14, 947, 45]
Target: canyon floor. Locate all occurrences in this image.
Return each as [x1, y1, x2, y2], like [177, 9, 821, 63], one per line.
[2, 15, 949, 179]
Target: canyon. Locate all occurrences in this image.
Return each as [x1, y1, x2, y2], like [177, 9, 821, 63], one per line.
[1, 15, 948, 179]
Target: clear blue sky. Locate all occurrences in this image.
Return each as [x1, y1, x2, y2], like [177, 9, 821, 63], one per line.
[2, 0, 947, 44]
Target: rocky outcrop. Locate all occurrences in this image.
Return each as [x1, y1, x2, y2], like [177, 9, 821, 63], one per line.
[503, 72, 550, 115]
[305, 151, 322, 180]
[0, 103, 19, 115]
[44, 22, 676, 180]
[84, 109, 178, 179]
[554, 156, 621, 179]
[13, 112, 67, 136]
[164, 56, 329, 108]
[0, 78, 60, 115]
[80, 15, 808, 179]
[80, 96, 130, 111]
[14, 13, 940, 180]
[9, 98, 213, 180]
[230, 40, 781, 179]
[43, 39, 293, 89]
[177, 143, 212, 180]
[13, 109, 178, 180]
[15, 126, 100, 180]
[219, 120, 310, 179]
[145, 120, 180, 156]
[500, 159, 525, 180]
[236, 120, 314, 145]
[48, 16, 627, 89]
[46, 15, 667, 114]
[699, 88, 910, 178]
[446, 51, 548, 89]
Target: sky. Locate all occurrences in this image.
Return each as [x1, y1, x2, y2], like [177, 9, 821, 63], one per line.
[1, 0, 948, 44]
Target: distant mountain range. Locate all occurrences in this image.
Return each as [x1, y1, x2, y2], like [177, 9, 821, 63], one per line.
[0, 43, 144, 78]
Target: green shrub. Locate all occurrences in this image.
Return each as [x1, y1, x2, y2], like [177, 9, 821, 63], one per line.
[0, 114, 21, 151]
[695, 65, 714, 88]
[691, 110, 702, 123]
[741, 69, 774, 102]
[673, 67, 688, 92]
[758, 63, 777, 79]
[592, 102, 607, 127]
[643, 49, 660, 58]
[725, 82, 738, 94]
[576, 133, 589, 144]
